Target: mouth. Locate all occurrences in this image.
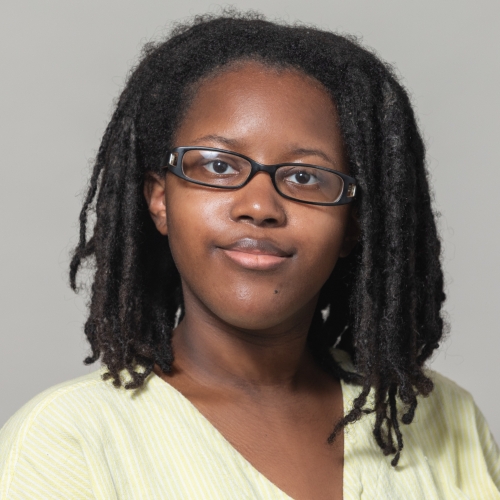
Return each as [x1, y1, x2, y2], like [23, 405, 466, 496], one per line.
[218, 238, 293, 271]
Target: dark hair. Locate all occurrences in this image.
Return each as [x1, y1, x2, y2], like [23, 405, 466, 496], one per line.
[70, 10, 446, 466]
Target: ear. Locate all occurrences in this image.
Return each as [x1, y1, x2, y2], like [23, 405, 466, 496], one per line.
[339, 206, 360, 258]
[144, 172, 168, 236]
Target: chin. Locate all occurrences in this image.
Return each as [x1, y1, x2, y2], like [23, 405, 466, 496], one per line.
[223, 315, 285, 332]
[210, 295, 308, 333]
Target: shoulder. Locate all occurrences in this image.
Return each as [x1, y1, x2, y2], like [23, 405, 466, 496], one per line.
[0, 369, 165, 461]
[415, 369, 498, 457]
[333, 349, 499, 464]
[0, 370, 107, 496]
[0, 370, 116, 463]
[420, 368, 475, 414]
[0, 368, 176, 445]
[415, 368, 482, 431]
[0, 369, 111, 444]
[410, 370, 500, 492]
[425, 368, 473, 402]
[0, 368, 186, 497]
[0, 367, 189, 454]
[332, 348, 478, 419]
[335, 350, 500, 495]
[1, 369, 103, 436]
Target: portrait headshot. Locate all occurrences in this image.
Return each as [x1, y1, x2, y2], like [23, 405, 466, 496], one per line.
[1, 1, 499, 498]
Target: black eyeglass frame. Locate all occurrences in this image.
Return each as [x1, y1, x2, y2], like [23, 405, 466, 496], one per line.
[161, 146, 357, 206]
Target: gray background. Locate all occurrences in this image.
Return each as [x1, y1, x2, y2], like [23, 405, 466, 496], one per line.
[1, 0, 499, 443]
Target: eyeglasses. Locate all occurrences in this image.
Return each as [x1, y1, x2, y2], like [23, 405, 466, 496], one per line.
[161, 147, 357, 206]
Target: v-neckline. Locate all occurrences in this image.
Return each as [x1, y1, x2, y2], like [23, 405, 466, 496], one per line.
[150, 348, 354, 499]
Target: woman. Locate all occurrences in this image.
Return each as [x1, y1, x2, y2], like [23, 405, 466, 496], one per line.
[1, 12, 499, 499]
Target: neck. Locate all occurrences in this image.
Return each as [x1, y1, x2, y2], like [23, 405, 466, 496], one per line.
[170, 290, 320, 393]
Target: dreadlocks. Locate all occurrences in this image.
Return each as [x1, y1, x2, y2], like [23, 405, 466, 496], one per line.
[69, 10, 446, 466]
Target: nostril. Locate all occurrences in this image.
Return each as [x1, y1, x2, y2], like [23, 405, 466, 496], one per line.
[259, 217, 281, 228]
[262, 217, 279, 227]
[237, 214, 279, 226]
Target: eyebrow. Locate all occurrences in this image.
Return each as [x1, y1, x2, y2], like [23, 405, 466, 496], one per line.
[189, 135, 338, 167]
[190, 134, 241, 148]
[287, 147, 337, 166]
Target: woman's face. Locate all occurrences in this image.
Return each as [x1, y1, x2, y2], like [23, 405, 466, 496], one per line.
[149, 61, 356, 332]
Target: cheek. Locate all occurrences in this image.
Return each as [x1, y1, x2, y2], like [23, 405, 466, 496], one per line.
[164, 180, 229, 269]
[288, 208, 348, 284]
[263, 208, 348, 328]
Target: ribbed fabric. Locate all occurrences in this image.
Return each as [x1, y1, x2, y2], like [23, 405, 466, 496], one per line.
[1, 349, 499, 499]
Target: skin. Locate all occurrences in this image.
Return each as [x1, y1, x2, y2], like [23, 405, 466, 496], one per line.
[145, 61, 358, 500]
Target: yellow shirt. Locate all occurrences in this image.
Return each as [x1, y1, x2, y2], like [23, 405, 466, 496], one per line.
[1, 350, 499, 499]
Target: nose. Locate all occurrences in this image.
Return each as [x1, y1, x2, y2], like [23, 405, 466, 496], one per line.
[229, 171, 287, 227]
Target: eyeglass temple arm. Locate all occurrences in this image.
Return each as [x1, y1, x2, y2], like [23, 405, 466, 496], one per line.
[168, 153, 179, 166]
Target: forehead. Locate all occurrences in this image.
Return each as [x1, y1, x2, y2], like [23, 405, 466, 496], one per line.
[173, 61, 344, 164]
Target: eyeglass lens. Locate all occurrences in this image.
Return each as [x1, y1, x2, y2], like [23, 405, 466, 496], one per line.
[181, 149, 344, 204]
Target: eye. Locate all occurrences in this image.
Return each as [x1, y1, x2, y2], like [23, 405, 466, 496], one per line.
[285, 169, 319, 185]
[203, 160, 238, 175]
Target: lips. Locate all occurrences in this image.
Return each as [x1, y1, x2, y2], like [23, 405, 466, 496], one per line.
[219, 237, 293, 270]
